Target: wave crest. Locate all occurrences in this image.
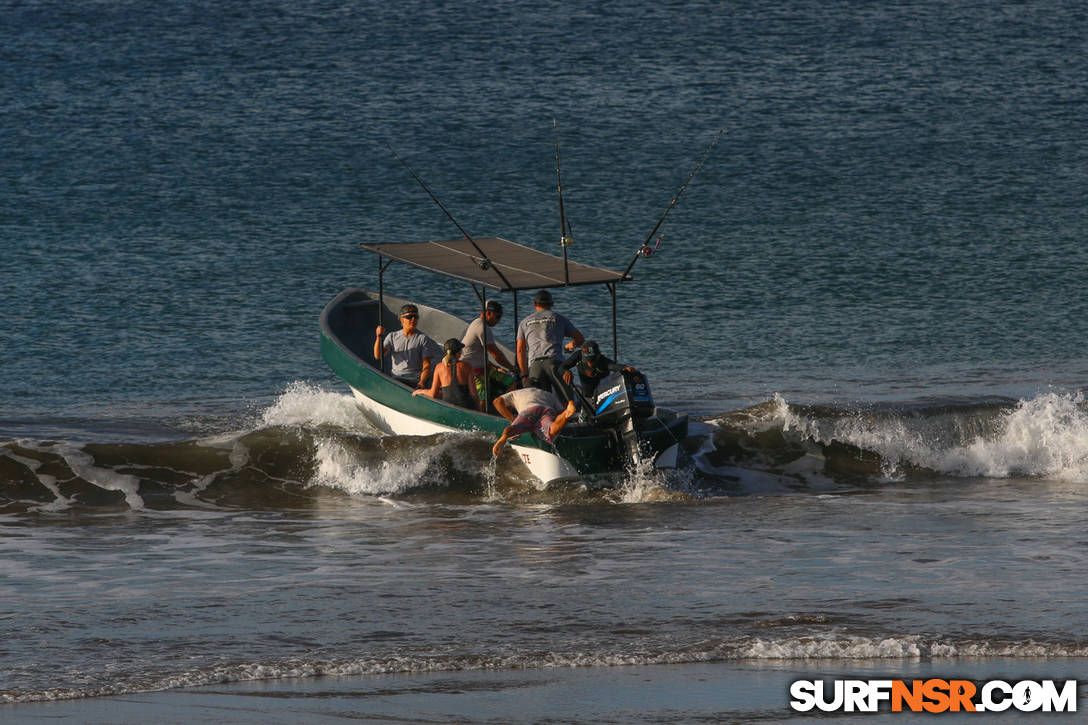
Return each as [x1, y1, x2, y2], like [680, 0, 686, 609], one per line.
[707, 390, 1088, 483]
[7, 386, 1088, 513]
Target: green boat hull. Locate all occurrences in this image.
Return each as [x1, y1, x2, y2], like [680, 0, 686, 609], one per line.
[320, 288, 688, 483]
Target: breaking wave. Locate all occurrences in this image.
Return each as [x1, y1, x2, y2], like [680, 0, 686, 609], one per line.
[704, 390, 1088, 485]
[4, 384, 1088, 514]
[0, 382, 691, 513]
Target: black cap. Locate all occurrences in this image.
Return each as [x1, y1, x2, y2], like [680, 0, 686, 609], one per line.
[582, 340, 600, 361]
[481, 299, 503, 314]
[533, 290, 553, 306]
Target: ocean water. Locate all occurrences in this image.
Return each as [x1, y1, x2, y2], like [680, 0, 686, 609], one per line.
[4, 0, 1088, 719]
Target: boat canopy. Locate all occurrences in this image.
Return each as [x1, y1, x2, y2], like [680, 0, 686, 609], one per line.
[360, 237, 628, 292]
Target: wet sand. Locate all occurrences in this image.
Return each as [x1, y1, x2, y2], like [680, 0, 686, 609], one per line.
[5, 659, 1086, 724]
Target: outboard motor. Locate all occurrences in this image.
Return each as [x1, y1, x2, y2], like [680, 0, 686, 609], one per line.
[591, 370, 655, 466]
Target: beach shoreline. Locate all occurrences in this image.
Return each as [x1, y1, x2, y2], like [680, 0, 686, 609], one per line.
[6, 659, 1086, 724]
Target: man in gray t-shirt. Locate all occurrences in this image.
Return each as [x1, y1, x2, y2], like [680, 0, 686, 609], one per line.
[373, 303, 437, 389]
[515, 290, 584, 404]
[461, 299, 517, 401]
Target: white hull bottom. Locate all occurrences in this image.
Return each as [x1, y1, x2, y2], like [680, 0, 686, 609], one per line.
[349, 387, 679, 486]
[350, 387, 580, 485]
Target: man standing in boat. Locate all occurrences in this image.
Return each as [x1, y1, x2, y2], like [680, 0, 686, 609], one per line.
[373, 303, 437, 389]
[516, 290, 583, 404]
[460, 299, 517, 408]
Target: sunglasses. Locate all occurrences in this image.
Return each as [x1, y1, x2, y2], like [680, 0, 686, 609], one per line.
[401, 313, 419, 320]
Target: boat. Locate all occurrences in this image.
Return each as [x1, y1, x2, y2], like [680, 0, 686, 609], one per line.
[320, 130, 718, 485]
[320, 237, 689, 485]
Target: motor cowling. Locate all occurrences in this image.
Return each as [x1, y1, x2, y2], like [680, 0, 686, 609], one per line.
[592, 370, 655, 466]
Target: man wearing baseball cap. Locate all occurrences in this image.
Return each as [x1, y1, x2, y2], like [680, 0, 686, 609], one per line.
[373, 303, 437, 389]
[560, 339, 640, 399]
[460, 299, 517, 403]
[515, 289, 584, 404]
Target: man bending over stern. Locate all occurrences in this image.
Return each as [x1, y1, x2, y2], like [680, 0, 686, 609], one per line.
[374, 303, 436, 389]
[491, 387, 578, 458]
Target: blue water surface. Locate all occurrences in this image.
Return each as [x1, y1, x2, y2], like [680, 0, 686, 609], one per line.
[8, 2, 1088, 715]
[3, 0, 1088, 421]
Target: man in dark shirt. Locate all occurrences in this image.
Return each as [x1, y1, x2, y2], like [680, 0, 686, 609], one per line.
[560, 340, 639, 400]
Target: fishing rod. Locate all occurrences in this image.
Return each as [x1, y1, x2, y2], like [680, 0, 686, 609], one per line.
[620, 129, 724, 280]
[553, 119, 572, 284]
[387, 144, 514, 290]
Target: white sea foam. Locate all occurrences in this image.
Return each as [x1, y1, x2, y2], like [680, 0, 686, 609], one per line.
[933, 392, 1088, 479]
[311, 437, 418, 495]
[735, 635, 1088, 660]
[614, 452, 694, 503]
[46, 442, 145, 510]
[310, 433, 483, 496]
[249, 382, 503, 496]
[260, 381, 374, 431]
[1, 447, 74, 511]
[773, 391, 1088, 481]
[172, 439, 251, 508]
[7, 636, 1088, 704]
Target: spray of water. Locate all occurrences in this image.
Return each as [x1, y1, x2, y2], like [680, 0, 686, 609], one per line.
[260, 381, 375, 431]
[484, 455, 499, 501]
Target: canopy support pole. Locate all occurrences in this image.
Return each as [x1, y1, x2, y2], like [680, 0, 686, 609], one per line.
[608, 283, 618, 359]
[378, 255, 386, 373]
[512, 290, 519, 378]
[481, 286, 490, 411]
